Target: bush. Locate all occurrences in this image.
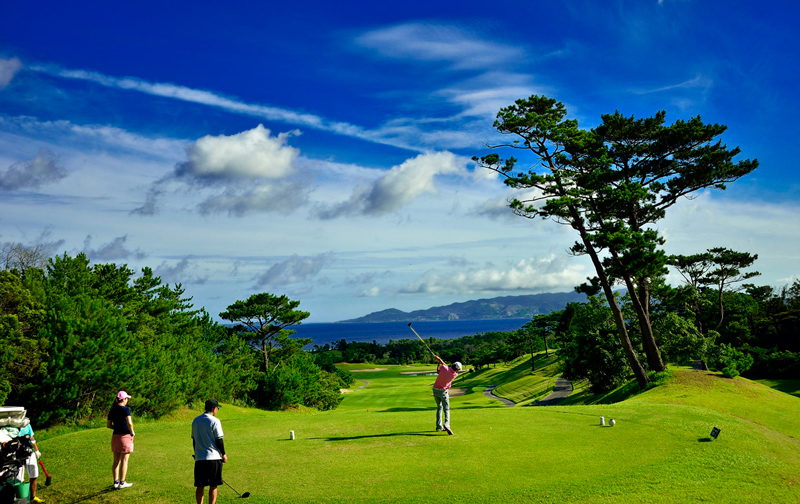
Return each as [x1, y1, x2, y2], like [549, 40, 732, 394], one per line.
[654, 312, 714, 366]
[709, 343, 754, 378]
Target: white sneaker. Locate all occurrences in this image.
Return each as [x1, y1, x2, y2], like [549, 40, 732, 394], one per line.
[113, 481, 120, 489]
[117, 482, 133, 489]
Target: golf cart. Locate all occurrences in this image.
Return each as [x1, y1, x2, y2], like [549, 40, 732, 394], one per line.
[0, 407, 33, 504]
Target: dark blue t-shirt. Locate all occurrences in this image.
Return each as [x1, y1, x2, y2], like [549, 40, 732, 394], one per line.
[107, 404, 132, 435]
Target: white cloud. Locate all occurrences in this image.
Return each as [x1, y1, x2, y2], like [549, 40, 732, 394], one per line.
[354, 23, 524, 70]
[315, 151, 463, 218]
[253, 253, 335, 288]
[400, 255, 587, 294]
[176, 125, 300, 181]
[0, 149, 67, 191]
[358, 286, 381, 297]
[0, 58, 22, 89]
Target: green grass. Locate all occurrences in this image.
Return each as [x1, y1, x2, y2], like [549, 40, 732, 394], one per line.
[31, 365, 800, 503]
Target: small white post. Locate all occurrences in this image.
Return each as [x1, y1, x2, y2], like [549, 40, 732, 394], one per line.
[290, 430, 295, 440]
[600, 416, 605, 426]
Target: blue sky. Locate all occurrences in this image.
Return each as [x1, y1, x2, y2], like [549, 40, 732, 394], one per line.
[1, 0, 798, 322]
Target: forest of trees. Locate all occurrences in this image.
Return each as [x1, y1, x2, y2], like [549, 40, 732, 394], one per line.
[0, 251, 352, 426]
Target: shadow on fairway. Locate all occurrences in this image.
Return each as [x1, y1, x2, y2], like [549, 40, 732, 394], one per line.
[67, 487, 116, 503]
[376, 405, 503, 413]
[314, 432, 441, 441]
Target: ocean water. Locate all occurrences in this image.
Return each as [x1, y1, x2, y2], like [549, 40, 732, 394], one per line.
[293, 319, 530, 348]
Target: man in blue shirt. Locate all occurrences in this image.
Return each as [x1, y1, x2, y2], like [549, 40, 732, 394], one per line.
[191, 399, 227, 504]
[18, 422, 43, 503]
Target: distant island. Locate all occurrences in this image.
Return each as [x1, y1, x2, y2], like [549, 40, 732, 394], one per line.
[339, 291, 586, 323]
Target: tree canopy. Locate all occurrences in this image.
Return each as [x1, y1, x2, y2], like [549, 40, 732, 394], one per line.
[474, 95, 757, 386]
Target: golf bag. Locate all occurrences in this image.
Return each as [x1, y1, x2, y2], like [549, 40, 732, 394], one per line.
[0, 435, 33, 504]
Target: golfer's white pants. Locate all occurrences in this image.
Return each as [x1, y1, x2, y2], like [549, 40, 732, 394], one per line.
[17, 452, 38, 481]
[433, 388, 450, 429]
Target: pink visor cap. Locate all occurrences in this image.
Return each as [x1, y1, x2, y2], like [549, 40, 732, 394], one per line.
[116, 391, 132, 401]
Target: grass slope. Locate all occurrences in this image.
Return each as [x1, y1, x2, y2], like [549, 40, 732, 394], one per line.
[31, 366, 800, 503]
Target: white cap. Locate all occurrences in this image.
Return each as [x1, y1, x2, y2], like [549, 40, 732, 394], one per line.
[453, 361, 463, 371]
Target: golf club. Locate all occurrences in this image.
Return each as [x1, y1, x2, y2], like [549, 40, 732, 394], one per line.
[407, 322, 436, 358]
[222, 478, 250, 499]
[38, 460, 52, 486]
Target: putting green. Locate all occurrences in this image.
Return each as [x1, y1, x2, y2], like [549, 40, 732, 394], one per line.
[32, 363, 800, 503]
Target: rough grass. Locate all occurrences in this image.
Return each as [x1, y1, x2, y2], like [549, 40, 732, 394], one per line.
[30, 364, 800, 503]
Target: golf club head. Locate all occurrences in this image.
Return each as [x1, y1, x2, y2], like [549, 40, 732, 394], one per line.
[407, 322, 412, 327]
[45, 476, 52, 486]
[241, 492, 251, 498]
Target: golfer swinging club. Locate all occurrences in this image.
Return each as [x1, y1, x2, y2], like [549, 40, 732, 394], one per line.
[432, 355, 462, 435]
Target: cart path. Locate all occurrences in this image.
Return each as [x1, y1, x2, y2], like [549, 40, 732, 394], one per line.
[532, 376, 573, 406]
[484, 385, 516, 407]
[358, 380, 370, 389]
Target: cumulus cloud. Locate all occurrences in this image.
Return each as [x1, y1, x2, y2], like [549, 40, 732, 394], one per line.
[252, 253, 335, 288]
[154, 256, 209, 285]
[0, 57, 22, 89]
[83, 235, 147, 261]
[315, 151, 462, 219]
[175, 125, 300, 183]
[133, 125, 311, 216]
[354, 23, 524, 70]
[400, 255, 586, 294]
[0, 150, 67, 192]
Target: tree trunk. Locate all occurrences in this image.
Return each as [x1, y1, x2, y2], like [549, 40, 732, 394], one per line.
[580, 234, 649, 388]
[619, 272, 665, 372]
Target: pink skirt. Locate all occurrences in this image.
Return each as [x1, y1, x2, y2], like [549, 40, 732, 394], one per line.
[111, 434, 134, 453]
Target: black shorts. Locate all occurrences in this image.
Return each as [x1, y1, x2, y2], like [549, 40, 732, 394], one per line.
[194, 459, 223, 488]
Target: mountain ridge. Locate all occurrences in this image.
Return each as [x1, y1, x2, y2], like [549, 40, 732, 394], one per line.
[339, 292, 586, 323]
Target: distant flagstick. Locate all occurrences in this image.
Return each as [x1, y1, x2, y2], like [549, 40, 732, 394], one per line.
[407, 322, 436, 358]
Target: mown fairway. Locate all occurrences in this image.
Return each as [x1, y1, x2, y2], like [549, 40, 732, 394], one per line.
[34, 360, 800, 503]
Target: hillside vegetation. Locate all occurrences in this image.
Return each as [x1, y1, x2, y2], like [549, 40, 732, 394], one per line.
[33, 360, 800, 503]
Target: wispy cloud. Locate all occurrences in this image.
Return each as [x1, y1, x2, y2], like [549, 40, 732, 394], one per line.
[252, 253, 335, 288]
[0, 149, 67, 191]
[354, 23, 524, 70]
[0, 116, 186, 159]
[154, 256, 209, 285]
[0, 57, 22, 89]
[28, 65, 441, 150]
[83, 235, 147, 261]
[633, 74, 714, 94]
[400, 255, 587, 294]
[197, 182, 309, 216]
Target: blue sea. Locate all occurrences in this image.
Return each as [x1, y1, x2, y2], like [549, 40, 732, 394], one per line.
[293, 319, 530, 349]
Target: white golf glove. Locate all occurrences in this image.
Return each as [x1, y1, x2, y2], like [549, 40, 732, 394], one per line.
[35, 451, 41, 458]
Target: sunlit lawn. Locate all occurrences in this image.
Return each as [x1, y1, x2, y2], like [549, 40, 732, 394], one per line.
[32, 363, 800, 503]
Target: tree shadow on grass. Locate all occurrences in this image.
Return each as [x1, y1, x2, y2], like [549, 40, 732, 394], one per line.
[313, 432, 441, 441]
[68, 487, 115, 503]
